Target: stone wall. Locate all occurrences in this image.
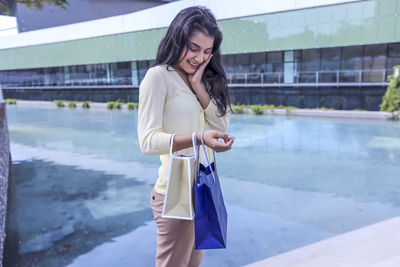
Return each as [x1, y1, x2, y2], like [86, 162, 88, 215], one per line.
[0, 101, 11, 264]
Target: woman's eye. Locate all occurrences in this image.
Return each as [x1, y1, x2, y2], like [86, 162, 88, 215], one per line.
[189, 47, 198, 52]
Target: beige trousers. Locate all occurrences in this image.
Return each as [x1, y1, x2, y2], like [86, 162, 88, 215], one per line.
[150, 188, 204, 267]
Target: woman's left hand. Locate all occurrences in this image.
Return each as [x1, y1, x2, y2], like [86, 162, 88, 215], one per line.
[188, 54, 213, 90]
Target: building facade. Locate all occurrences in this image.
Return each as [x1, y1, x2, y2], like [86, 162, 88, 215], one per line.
[15, 0, 178, 32]
[0, 0, 399, 110]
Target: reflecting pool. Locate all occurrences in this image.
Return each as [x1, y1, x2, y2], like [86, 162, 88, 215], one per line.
[4, 105, 400, 267]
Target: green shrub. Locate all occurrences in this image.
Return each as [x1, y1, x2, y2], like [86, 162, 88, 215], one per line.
[231, 105, 245, 114]
[251, 105, 264, 115]
[278, 106, 298, 114]
[127, 102, 139, 110]
[5, 99, 17, 105]
[113, 102, 122, 109]
[82, 101, 90, 108]
[53, 100, 65, 107]
[276, 105, 297, 110]
[262, 104, 275, 110]
[67, 101, 77, 108]
[106, 102, 114, 109]
[107, 101, 123, 109]
[380, 66, 400, 112]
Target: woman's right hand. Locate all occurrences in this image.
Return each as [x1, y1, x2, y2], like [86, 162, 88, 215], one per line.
[201, 130, 235, 152]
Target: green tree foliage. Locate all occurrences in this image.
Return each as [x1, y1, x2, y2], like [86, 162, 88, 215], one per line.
[1, 0, 68, 16]
[380, 66, 400, 113]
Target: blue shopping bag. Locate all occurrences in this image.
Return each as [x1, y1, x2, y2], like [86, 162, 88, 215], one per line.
[194, 132, 227, 250]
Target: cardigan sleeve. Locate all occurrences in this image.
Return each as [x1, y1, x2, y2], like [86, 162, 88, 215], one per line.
[138, 67, 174, 155]
[203, 100, 230, 133]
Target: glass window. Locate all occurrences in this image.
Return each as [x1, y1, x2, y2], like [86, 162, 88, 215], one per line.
[363, 44, 387, 70]
[388, 43, 400, 58]
[0, 71, 5, 86]
[222, 54, 235, 74]
[116, 61, 131, 85]
[85, 64, 94, 84]
[148, 60, 155, 68]
[1, 70, 19, 87]
[138, 61, 148, 84]
[93, 63, 108, 85]
[300, 49, 319, 83]
[341, 46, 363, 70]
[320, 48, 340, 82]
[301, 49, 320, 71]
[321, 48, 340, 70]
[363, 44, 387, 82]
[283, 51, 297, 83]
[236, 53, 250, 73]
[266, 51, 283, 73]
[250, 52, 267, 73]
[268, 51, 283, 63]
[293, 50, 301, 62]
[387, 43, 400, 72]
[249, 52, 267, 83]
[23, 68, 44, 86]
[45, 67, 63, 86]
[109, 63, 123, 85]
[63, 66, 71, 85]
[131, 62, 139, 86]
[69, 65, 77, 83]
[340, 46, 363, 82]
[387, 57, 400, 70]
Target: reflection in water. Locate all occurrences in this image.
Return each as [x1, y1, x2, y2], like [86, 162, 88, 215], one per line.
[5, 158, 153, 267]
[4, 105, 400, 267]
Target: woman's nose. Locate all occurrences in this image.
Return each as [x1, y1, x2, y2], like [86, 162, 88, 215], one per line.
[195, 52, 204, 63]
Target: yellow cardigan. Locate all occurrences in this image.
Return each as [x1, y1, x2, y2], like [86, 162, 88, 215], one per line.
[137, 65, 230, 195]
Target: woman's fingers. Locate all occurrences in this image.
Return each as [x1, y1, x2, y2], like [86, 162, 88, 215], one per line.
[191, 54, 213, 84]
[215, 132, 233, 143]
[212, 136, 234, 152]
[203, 130, 235, 152]
[199, 54, 212, 71]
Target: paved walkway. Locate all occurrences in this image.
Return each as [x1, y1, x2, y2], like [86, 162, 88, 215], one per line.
[245, 217, 400, 267]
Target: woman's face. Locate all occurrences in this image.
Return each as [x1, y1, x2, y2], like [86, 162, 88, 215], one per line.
[177, 31, 214, 74]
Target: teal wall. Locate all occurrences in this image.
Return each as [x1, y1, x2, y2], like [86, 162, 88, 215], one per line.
[0, 0, 399, 70]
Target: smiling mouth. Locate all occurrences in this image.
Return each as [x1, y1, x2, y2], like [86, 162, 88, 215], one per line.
[188, 60, 199, 69]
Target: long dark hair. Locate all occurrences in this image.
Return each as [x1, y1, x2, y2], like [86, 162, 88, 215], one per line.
[154, 6, 230, 116]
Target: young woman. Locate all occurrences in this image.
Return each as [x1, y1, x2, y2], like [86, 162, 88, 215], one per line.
[138, 6, 235, 267]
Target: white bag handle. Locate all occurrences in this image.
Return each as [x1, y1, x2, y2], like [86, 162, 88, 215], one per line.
[169, 133, 199, 158]
[200, 131, 217, 183]
[192, 132, 199, 183]
[169, 134, 177, 156]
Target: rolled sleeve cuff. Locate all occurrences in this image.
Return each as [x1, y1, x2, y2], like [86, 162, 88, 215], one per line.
[158, 133, 174, 155]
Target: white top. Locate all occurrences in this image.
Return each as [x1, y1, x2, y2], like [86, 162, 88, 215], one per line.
[137, 64, 230, 194]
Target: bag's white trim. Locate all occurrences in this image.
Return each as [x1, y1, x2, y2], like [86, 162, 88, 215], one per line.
[161, 132, 198, 220]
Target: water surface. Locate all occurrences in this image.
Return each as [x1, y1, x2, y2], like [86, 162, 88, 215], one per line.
[5, 105, 400, 267]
